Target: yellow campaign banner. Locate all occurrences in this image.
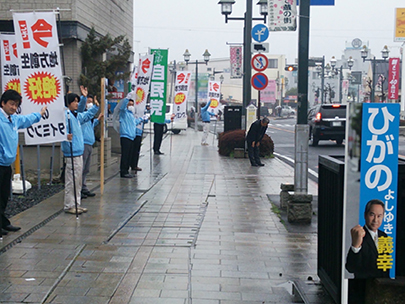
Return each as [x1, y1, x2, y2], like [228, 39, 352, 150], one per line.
[395, 8, 405, 41]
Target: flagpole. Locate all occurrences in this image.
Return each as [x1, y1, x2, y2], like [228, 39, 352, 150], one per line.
[100, 78, 105, 195]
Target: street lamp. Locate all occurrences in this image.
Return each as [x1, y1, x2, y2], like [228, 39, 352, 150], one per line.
[361, 45, 390, 102]
[218, 0, 267, 125]
[329, 56, 357, 103]
[183, 48, 211, 131]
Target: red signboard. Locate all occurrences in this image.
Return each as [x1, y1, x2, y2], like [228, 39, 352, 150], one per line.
[388, 58, 400, 100]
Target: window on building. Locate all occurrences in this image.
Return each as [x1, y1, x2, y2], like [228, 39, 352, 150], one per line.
[268, 59, 278, 69]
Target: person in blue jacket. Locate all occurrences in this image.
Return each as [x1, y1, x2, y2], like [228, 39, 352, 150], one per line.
[62, 93, 99, 214]
[200, 100, 216, 146]
[119, 98, 144, 178]
[130, 104, 149, 172]
[0, 90, 46, 235]
[78, 86, 103, 198]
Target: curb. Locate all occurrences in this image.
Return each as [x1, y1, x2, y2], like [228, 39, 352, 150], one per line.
[274, 152, 318, 182]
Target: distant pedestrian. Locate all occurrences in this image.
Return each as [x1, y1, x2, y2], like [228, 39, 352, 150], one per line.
[62, 92, 99, 214]
[0, 89, 46, 234]
[246, 117, 269, 167]
[77, 86, 103, 198]
[153, 116, 172, 155]
[200, 100, 216, 146]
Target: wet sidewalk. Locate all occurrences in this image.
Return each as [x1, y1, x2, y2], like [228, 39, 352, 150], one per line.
[0, 128, 332, 304]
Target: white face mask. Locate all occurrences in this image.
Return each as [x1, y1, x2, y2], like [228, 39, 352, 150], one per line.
[86, 103, 93, 110]
[128, 105, 135, 114]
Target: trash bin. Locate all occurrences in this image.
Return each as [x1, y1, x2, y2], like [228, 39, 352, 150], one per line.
[224, 106, 242, 132]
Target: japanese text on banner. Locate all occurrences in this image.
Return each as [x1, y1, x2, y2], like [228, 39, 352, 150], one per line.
[207, 80, 221, 115]
[13, 12, 65, 145]
[359, 103, 400, 278]
[173, 71, 191, 121]
[0, 34, 20, 94]
[150, 49, 168, 124]
[134, 54, 153, 116]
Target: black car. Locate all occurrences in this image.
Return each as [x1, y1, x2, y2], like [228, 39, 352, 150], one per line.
[307, 104, 346, 146]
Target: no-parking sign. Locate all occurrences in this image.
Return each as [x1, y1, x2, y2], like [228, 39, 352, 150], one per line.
[251, 73, 268, 91]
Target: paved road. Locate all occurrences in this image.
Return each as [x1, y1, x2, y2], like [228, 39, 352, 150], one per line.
[267, 117, 344, 174]
[267, 117, 405, 175]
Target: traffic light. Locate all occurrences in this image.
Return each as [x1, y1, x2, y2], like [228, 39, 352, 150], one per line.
[285, 65, 297, 72]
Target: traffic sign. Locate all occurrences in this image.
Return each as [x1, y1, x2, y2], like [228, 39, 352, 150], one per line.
[251, 73, 268, 91]
[251, 43, 269, 53]
[251, 24, 269, 43]
[251, 54, 268, 72]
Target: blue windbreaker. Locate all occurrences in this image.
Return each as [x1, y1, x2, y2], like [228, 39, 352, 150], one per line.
[119, 98, 143, 140]
[201, 100, 215, 122]
[78, 95, 99, 145]
[0, 111, 42, 166]
[61, 105, 99, 157]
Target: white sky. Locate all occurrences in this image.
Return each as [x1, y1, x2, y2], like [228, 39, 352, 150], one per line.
[134, 0, 405, 64]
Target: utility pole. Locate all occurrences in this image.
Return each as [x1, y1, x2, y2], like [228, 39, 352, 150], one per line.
[295, 0, 310, 194]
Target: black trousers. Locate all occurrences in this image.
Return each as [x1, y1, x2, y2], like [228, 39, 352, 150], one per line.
[153, 123, 164, 153]
[247, 142, 262, 165]
[0, 165, 12, 229]
[120, 137, 134, 176]
[131, 136, 142, 169]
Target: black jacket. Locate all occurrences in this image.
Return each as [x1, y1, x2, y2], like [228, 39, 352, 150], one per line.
[246, 119, 267, 143]
[346, 227, 390, 279]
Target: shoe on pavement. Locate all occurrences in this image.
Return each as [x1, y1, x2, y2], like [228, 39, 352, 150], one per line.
[257, 163, 265, 166]
[154, 151, 164, 155]
[121, 173, 134, 178]
[81, 193, 87, 199]
[82, 190, 95, 197]
[78, 206, 88, 213]
[251, 164, 259, 167]
[64, 208, 83, 215]
[134, 167, 142, 171]
[1, 229, 9, 235]
[4, 224, 21, 232]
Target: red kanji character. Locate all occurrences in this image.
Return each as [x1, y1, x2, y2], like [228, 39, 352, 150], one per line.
[18, 20, 31, 49]
[31, 19, 52, 48]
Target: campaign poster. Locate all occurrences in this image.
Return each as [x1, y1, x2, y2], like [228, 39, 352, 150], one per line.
[13, 12, 66, 145]
[173, 70, 191, 120]
[343, 103, 399, 302]
[150, 49, 168, 124]
[134, 54, 153, 116]
[0, 33, 20, 94]
[207, 80, 221, 115]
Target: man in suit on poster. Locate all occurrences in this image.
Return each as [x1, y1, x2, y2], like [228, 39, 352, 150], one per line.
[346, 199, 390, 279]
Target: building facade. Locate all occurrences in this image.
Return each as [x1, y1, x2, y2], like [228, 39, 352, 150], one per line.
[0, 0, 133, 94]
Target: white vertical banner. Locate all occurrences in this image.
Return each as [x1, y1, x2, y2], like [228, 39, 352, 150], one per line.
[134, 54, 154, 115]
[207, 80, 221, 115]
[268, 0, 297, 32]
[173, 70, 191, 120]
[230, 46, 242, 79]
[0, 33, 20, 94]
[13, 12, 66, 145]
